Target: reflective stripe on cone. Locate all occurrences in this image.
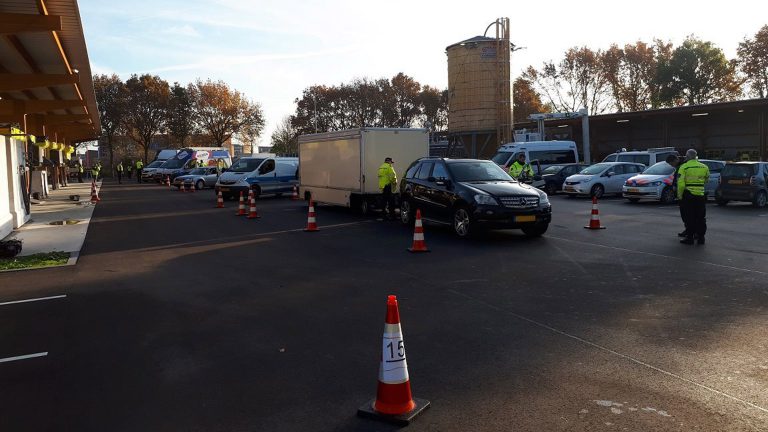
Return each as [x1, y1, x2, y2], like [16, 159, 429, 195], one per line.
[304, 199, 319, 231]
[584, 196, 606, 229]
[407, 209, 429, 252]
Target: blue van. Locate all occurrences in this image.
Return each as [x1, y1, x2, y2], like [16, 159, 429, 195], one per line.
[215, 156, 299, 199]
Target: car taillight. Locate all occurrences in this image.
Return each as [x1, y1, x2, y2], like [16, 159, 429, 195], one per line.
[750, 176, 757, 186]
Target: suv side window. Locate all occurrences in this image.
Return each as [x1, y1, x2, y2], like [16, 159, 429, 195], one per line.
[432, 163, 449, 179]
[416, 162, 434, 180]
[405, 162, 420, 179]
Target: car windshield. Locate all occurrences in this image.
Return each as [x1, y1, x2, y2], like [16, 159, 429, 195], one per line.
[490, 152, 512, 164]
[542, 165, 563, 175]
[722, 164, 757, 178]
[579, 163, 611, 175]
[229, 158, 264, 173]
[146, 160, 164, 168]
[449, 161, 513, 182]
[162, 158, 186, 169]
[642, 162, 675, 175]
[188, 168, 207, 175]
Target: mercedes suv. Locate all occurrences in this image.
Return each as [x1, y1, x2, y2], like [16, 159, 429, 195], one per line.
[399, 158, 552, 237]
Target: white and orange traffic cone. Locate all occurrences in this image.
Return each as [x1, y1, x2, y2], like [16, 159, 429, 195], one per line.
[216, 190, 224, 208]
[291, 185, 299, 200]
[358, 295, 430, 425]
[165, 176, 171, 188]
[407, 209, 430, 253]
[236, 191, 246, 216]
[304, 199, 319, 232]
[584, 196, 606, 229]
[247, 196, 260, 219]
[90, 184, 100, 203]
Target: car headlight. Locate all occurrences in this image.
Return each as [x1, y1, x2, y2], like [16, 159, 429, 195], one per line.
[539, 194, 550, 206]
[474, 194, 498, 206]
[649, 181, 662, 187]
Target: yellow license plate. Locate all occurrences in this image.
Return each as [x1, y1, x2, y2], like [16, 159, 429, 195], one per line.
[627, 188, 639, 193]
[516, 215, 536, 223]
[728, 179, 743, 185]
[219, 187, 229, 192]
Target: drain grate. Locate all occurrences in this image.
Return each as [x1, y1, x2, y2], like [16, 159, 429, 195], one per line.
[49, 219, 81, 225]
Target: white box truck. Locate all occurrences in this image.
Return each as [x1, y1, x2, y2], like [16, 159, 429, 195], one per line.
[298, 128, 429, 214]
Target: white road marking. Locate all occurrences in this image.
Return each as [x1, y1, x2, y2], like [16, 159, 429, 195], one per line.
[0, 352, 48, 363]
[0, 295, 67, 306]
[449, 289, 768, 416]
[548, 235, 768, 276]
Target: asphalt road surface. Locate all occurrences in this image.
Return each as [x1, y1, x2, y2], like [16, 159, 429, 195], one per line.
[1, 181, 767, 431]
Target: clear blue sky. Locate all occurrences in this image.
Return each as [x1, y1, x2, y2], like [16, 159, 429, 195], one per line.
[79, 0, 767, 145]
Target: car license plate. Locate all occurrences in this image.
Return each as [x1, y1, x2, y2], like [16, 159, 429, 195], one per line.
[564, 186, 575, 191]
[515, 215, 536, 223]
[728, 179, 743, 185]
[219, 187, 229, 192]
[627, 188, 639, 193]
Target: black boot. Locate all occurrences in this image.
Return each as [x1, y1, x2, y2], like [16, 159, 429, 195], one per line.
[677, 230, 689, 238]
[680, 237, 694, 245]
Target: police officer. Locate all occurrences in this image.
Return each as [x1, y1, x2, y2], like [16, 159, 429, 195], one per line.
[378, 157, 397, 220]
[116, 161, 124, 184]
[677, 149, 710, 245]
[135, 159, 144, 183]
[197, 159, 205, 168]
[77, 161, 84, 183]
[508, 153, 534, 182]
[127, 160, 134, 179]
[91, 162, 101, 182]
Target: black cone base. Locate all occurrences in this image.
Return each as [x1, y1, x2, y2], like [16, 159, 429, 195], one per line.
[357, 398, 430, 426]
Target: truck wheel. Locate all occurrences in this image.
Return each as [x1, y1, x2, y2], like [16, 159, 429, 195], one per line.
[359, 198, 370, 215]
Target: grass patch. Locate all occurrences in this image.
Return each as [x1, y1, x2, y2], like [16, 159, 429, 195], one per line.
[0, 251, 70, 271]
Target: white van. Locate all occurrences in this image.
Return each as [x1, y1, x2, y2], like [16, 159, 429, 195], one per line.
[215, 156, 299, 199]
[491, 140, 579, 170]
[602, 147, 678, 168]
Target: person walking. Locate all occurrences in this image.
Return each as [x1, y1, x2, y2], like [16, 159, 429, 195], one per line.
[508, 153, 534, 182]
[116, 161, 124, 184]
[91, 162, 100, 182]
[135, 159, 144, 183]
[677, 149, 710, 245]
[378, 157, 398, 220]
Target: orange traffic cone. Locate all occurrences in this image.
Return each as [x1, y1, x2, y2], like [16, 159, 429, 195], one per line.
[236, 192, 246, 216]
[216, 190, 224, 208]
[247, 196, 260, 219]
[584, 196, 606, 229]
[165, 176, 171, 188]
[291, 185, 299, 200]
[407, 209, 430, 253]
[358, 295, 430, 425]
[90, 184, 100, 203]
[304, 199, 319, 232]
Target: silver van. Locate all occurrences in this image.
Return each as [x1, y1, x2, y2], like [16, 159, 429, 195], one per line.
[215, 156, 299, 199]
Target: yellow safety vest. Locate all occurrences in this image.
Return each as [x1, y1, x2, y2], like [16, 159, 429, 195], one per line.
[116, 163, 124, 172]
[508, 161, 534, 180]
[677, 159, 709, 199]
[136, 161, 144, 169]
[378, 163, 397, 190]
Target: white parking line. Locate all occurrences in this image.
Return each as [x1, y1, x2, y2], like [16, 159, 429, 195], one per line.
[0, 295, 67, 307]
[0, 352, 48, 363]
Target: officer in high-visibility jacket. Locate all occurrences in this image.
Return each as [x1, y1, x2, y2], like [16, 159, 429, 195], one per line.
[135, 159, 144, 183]
[378, 157, 398, 220]
[116, 161, 124, 184]
[677, 149, 710, 245]
[508, 153, 534, 182]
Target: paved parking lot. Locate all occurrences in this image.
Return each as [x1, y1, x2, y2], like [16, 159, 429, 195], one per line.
[1, 182, 767, 431]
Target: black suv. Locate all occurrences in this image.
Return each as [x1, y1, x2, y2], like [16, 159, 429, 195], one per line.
[399, 158, 552, 237]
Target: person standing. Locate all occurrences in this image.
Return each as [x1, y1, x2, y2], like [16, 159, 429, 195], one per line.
[77, 161, 84, 183]
[677, 149, 710, 245]
[378, 157, 398, 220]
[116, 161, 124, 184]
[127, 160, 134, 179]
[91, 162, 100, 182]
[665, 154, 688, 237]
[508, 153, 534, 182]
[136, 159, 144, 183]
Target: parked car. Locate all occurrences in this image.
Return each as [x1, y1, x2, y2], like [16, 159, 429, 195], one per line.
[173, 167, 220, 190]
[623, 161, 677, 203]
[715, 162, 768, 208]
[215, 156, 299, 200]
[699, 159, 726, 198]
[538, 163, 589, 195]
[602, 147, 677, 167]
[563, 162, 646, 198]
[490, 140, 579, 171]
[399, 158, 551, 237]
[140, 160, 166, 182]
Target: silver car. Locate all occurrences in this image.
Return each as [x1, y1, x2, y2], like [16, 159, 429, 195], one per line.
[173, 167, 220, 190]
[563, 162, 646, 198]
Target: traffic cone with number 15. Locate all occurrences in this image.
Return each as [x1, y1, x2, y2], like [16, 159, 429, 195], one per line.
[357, 295, 430, 425]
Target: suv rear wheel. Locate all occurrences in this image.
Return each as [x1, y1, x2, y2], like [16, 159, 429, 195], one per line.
[400, 199, 414, 225]
[452, 206, 472, 237]
[754, 191, 767, 208]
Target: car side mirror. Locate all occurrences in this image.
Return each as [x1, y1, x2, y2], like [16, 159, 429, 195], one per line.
[606, 172, 615, 177]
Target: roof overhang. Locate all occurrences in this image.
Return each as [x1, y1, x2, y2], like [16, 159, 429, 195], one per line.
[0, 0, 100, 143]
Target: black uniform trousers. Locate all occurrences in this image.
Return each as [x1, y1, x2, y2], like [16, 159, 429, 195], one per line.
[136, 168, 142, 183]
[117, 171, 123, 184]
[680, 190, 706, 239]
[382, 185, 396, 218]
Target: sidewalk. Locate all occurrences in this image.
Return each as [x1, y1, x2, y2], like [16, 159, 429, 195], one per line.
[3, 180, 102, 266]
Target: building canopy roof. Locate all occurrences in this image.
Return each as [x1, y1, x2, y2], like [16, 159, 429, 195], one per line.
[0, 0, 100, 143]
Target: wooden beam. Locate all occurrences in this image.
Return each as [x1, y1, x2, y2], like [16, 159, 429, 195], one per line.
[0, 13, 62, 34]
[0, 99, 84, 115]
[0, 73, 78, 92]
[42, 114, 92, 125]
